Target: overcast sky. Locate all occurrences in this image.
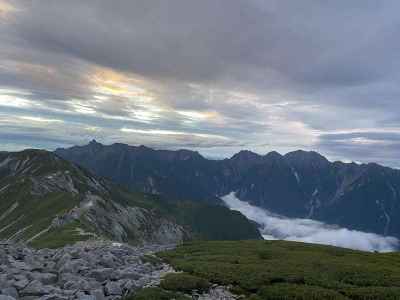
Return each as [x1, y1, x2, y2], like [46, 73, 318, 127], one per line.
[1, 1, 400, 166]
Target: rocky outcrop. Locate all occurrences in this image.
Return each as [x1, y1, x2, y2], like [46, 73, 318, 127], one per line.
[0, 241, 175, 300]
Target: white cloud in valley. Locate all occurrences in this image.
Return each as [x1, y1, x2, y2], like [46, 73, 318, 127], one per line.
[222, 193, 399, 252]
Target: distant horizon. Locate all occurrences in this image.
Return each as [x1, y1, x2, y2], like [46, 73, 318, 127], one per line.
[4, 138, 397, 170]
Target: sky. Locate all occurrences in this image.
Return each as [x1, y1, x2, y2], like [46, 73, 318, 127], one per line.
[1, 1, 400, 167]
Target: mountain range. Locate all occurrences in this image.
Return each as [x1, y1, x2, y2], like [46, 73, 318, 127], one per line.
[0, 149, 261, 247]
[56, 140, 400, 239]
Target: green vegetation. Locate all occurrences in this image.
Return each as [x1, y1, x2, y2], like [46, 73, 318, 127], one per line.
[0, 180, 81, 242]
[140, 254, 163, 266]
[124, 274, 208, 300]
[150, 198, 262, 241]
[30, 220, 94, 249]
[158, 240, 400, 299]
[160, 273, 210, 293]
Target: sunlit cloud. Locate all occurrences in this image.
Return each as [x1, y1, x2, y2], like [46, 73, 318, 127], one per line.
[0, 94, 33, 108]
[0, 0, 16, 21]
[89, 67, 155, 101]
[19, 116, 64, 123]
[120, 127, 229, 141]
[69, 100, 97, 115]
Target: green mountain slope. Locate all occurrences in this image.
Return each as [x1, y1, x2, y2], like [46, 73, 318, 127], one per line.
[0, 149, 261, 248]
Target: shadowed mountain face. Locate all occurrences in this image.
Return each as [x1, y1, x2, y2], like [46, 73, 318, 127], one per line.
[0, 149, 261, 247]
[56, 141, 400, 238]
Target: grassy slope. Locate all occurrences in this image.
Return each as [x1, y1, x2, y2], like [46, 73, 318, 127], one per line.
[158, 240, 400, 300]
[0, 180, 80, 241]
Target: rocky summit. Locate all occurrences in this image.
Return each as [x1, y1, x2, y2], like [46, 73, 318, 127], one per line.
[0, 241, 175, 300]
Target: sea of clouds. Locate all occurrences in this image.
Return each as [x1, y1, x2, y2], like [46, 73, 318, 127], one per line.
[222, 192, 399, 252]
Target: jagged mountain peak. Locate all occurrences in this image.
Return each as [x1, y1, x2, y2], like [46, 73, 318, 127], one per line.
[285, 149, 330, 168]
[231, 150, 262, 161]
[173, 149, 204, 161]
[264, 151, 284, 161]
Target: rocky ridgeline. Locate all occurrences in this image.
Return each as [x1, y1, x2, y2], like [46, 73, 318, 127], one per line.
[0, 241, 175, 300]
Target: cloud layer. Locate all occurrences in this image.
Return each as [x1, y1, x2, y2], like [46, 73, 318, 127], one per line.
[1, 1, 400, 166]
[222, 193, 399, 252]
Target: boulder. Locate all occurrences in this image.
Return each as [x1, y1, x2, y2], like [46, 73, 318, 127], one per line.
[0, 287, 18, 299]
[0, 296, 16, 300]
[90, 289, 106, 300]
[20, 280, 51, 297]
[27, 272, 57, 285]
[104, 281, 122, 296]
[88, 268, 113, 282]
[12, 278, 30, 290]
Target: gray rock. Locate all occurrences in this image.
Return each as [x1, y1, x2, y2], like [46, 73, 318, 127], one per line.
[0, 276, 8, 289]
[27, 272, 57, 285]
[99, 253, 117, 268]
[0, 240, 177, 300]
[104, 281, 122, 296]
[0, 287, 18, 299]
[38, 295, 69, 300]
[0, 296, 16, 300]
[43, 261, 56, 271]
[20, 280, 51, 297]
[12, 278, 30, 290]
[59, 258, 87, 273]
[63, 279, 91, 291]
[111, 268, 140, 281]
[76, 292, 96, 300]
[90, 289, 106, 300]
[56, 253, 71, 269]
[88, 268, 113, 282]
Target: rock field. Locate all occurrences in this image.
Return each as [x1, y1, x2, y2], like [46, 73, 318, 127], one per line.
[0, 241, 175, 300]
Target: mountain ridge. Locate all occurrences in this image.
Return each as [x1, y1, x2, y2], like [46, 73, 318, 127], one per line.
[0, 149, 261, 247]
[56, 141, 400, 238]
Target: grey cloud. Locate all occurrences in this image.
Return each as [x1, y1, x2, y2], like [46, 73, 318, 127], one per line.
[1, 1, 400, 165]
[13, 0, 400, 89]
[317, 131, 400, 167]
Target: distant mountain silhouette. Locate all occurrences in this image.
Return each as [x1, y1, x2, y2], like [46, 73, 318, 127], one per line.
[56, 141, 400, 238]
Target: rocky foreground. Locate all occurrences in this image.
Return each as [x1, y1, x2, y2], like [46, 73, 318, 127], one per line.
[0, 241, 238, 300]
[0, 241, 175, 300]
